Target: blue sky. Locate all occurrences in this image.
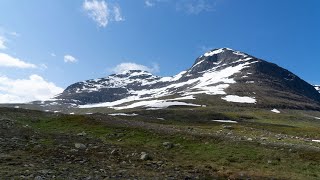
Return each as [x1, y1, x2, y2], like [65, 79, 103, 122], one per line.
[0, 0, 319, 103]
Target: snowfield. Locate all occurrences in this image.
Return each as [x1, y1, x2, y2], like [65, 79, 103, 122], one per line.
[221, 95, 256, 103]
[83, 100, 203, 110]
[271, 109, 281, 113]
[212, 120, 238, 123]
[108, 113, 138, 116]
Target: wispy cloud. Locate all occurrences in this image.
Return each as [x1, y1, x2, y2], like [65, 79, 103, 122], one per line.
[0, 74, 63, 103]
[113, 5, 124, 22]
[64, 54, 78, 63]
[111, 62, 160, 74]
[0, 53, 37, 69]
[50, 53, 56, 57]
[145, 0, 168, 7]
[145, 0, 154, 7]
[199, 45, 214, 53]
[0, 36, 7, 50]
[82, 0, 124, 28]
[145, 0, 215, 14]
[0, 28, 20, 50]
[9, 32, 20, 37]
[176, 0, 213, 14]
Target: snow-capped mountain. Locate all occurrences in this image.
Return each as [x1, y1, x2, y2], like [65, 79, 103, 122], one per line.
[35, 48, 320, 111]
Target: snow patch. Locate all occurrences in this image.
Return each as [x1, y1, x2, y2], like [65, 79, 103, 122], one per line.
[170, 95, 195, 100]
[312, 140, 320, 143]
[203, 49, 225, 57]
[114, 100, 201, 110]
[222, 95, 256, 103]
[313, 116, 320, 120]
[108, 113, 138, 116]
[212, 120, 238, 123]
[233, 51, 248, 57]
[271, 109, 280, 113]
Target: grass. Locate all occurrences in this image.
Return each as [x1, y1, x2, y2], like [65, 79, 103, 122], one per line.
[1, 107, 320, 179]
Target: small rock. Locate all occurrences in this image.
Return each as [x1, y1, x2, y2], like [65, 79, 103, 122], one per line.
[111, 149, 119, 156]
[74, 143, 86, 150]
[34, 176, 43, 180]
[162, 142, 174, 149]
[140, 152, 151, 161]
[70, 149, 78, 153]
[247, 138, 253, 141]
[0, 154, 13, 161]
[261, 137, 268, 141]
[77, 131, 87, 136]
[222, 125, 233, 130]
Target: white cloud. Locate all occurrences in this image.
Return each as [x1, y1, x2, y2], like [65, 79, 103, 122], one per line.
[111, 62, 160, 74]
[145, 0, 155, 7]
[64, 55, 77, 63]
[50, 53, 56, 57]
[0, 53, 37, 68]
[82, 0, 124, 28]
[39, 63, 48, 70]
[145, 0, 168, 7]
[113, 5, 124, 22]
[0, 74, 64, 103]
[0, 36, 6, 49]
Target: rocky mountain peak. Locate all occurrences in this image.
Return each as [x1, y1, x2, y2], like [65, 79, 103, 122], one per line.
[188, 48, 255, 74]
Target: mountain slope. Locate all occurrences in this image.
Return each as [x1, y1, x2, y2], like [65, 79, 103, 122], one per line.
[36, 48, 320, 111]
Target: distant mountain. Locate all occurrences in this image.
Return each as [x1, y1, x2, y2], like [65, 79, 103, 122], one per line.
[33, 48, 320, 111]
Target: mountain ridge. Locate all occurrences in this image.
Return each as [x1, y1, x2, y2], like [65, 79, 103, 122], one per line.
[34, 48, 320, 111]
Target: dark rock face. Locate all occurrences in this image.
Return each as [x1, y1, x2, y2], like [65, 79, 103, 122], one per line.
[252, 61, 320, 102]
[49, 48, 320, 109]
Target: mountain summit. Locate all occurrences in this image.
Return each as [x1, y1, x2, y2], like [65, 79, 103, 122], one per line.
[35, 48, 320, 111]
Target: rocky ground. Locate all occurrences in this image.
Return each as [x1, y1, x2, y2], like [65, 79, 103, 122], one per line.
[1, 107, 320, 179]
[0, 119, 213, 179]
